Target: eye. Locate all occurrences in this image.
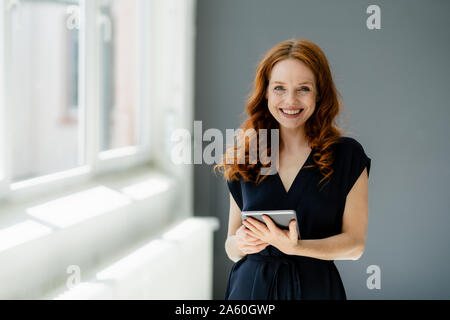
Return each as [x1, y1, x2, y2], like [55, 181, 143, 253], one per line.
[274, 86, 285, 91]
[298, 86, 310, 92]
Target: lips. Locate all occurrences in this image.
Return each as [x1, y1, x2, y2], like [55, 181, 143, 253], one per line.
[280, 108, 304, 116]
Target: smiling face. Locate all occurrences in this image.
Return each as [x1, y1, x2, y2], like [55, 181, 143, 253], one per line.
[265, 58, 318, 130]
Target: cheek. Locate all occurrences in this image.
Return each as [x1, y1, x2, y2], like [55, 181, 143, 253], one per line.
[300, 95, 316, 108]
[267, 94, 282, 109]
[267, 100, 279, 118]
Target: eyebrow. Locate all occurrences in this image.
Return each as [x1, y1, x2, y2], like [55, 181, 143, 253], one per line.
[271, 81, 314, 85]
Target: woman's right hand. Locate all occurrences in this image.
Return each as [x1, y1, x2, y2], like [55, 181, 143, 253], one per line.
[235, 224, 269, 255]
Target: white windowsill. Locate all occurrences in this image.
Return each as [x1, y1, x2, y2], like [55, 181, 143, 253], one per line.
[0, 163, 190, 299]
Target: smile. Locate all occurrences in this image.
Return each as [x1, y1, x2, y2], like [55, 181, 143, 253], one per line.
[279, 108, 304, 117]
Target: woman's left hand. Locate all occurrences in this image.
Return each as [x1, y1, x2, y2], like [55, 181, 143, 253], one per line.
[242, 215, 299, 255]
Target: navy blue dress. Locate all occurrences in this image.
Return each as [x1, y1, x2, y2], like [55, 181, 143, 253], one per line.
[225, 136, 372, 300]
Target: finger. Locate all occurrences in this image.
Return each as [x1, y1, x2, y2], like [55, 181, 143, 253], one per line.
[245, 235, 262, 244]
[245, 217, 268, 232]
[244, 232, 268, 245]
[245, 236, 265, 247]
[247, 239, 266, 245]
[261, 215, 279, 233]
[289, 220, 298, 240]
[243, 220, 262, 236]
[256, 243, 269, 250]
[245, 234, 261, 242]
[242, 243, 268, 253]
[244, 228, 262, 239]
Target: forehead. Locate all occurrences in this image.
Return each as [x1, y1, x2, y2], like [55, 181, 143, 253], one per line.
[269, 58, 315, 84]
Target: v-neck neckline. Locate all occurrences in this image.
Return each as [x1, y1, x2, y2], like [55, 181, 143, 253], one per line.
[275, 148, 313, 195]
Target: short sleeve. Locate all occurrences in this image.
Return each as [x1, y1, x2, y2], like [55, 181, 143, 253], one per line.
[342, 137, 372, 196]
[226, 174, 243, 211]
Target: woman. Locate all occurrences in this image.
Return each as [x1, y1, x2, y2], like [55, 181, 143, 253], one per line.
[214, 38, 371, 300]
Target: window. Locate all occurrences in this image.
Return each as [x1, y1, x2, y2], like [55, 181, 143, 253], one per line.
[98, 0, 140, 152]
[0, 0, 153, 197]
[10, 0, 82, 182]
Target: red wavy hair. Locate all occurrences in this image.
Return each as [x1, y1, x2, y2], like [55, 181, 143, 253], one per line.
[214, 38, 346, 188]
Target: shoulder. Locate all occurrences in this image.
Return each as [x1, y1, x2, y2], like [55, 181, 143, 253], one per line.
[333, 136, 367, 155]
[326, 136, 372, 197]
[332, 136, 371, 170]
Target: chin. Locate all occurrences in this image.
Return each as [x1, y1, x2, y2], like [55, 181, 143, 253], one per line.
[277, 119, 304, 129]
[278, 121, 303, 129]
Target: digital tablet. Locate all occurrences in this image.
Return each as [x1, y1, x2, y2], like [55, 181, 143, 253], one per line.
[241, 210, 301, 239]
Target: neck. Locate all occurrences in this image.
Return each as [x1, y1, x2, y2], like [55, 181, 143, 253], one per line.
[279, 125, 310, 153]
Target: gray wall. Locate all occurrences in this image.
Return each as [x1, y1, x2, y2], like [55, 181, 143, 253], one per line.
[194, 0, 450, 299]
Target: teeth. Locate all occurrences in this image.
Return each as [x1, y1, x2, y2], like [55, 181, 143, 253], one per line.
[281, 109, 302, 115]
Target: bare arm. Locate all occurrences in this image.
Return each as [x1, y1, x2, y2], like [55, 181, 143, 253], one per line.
[290, 168, 369, 260]
[225, 193, 246, 262]
[225, 193, 268, 262]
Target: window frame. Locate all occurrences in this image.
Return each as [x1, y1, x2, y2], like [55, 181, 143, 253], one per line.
[0, 0, 153, 202]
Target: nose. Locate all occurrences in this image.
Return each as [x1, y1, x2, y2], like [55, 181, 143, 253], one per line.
[285, 89, 298, 106]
